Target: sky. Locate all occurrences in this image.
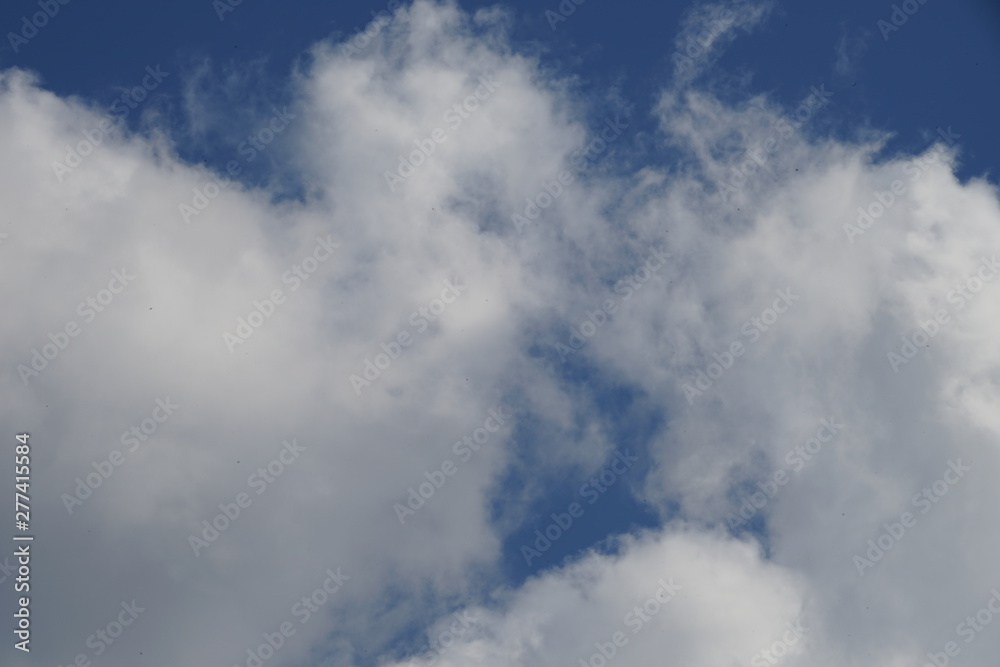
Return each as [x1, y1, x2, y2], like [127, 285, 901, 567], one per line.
[0, 1, 999, 666]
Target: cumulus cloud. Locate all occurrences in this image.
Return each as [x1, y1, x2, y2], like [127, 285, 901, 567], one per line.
[386, 527, 808, 667]
[1, 1, 999, 666]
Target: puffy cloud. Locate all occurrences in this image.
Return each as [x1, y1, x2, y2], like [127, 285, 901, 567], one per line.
[386, 527, 808, 667]
[1, 1, 999, 666]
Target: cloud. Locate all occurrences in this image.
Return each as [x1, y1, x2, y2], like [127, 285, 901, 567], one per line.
[383, 527, 808, 667]
[2, 1, 999, 666]
[671, 0, 773, 83]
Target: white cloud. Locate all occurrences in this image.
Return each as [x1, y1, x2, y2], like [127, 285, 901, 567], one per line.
[1, 1, 999, 666]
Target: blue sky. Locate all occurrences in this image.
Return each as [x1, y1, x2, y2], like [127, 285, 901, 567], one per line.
[2, 1, 1000, 666]
[4, 0, 999, 183]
